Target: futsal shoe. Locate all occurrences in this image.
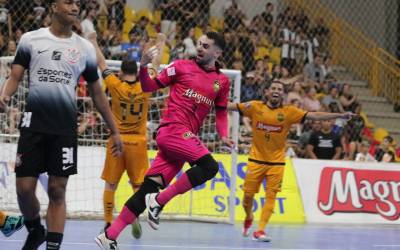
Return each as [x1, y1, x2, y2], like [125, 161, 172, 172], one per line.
[242, 217, 253, 237]
[131, 218, 142, 239]
[95, 232, 119, 250]
[21, 225, 46, 250]
[0, 215, 24, 237]
[145, 193, 163, 230]
[252, 230, 271, 242]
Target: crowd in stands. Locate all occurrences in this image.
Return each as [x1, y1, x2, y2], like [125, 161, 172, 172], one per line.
[0, 0, 398, 162]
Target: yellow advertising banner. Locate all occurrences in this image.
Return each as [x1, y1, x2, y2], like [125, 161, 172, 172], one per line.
[115, 151, 305, 223]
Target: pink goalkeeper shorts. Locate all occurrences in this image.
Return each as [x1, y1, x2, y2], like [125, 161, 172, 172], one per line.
[145, 124, 210, 187]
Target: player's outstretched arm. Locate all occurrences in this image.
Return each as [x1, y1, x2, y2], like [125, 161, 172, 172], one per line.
[227, 102, 239, 111]
[0, 64, 25, 112]
[88, 80, 123, 156]
[305, 111, 357, 121]
[138, 43, 165, 92]
[87, 32, 107, 72]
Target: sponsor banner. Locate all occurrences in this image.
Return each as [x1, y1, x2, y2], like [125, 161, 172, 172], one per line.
[115, 152, 305, 223]
[0, 143, 304, 222]
[292, 158, 400, 224]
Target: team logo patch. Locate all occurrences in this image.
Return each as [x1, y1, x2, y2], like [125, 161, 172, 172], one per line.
[183, 131, 195, 139]
[65, 48, 80, 64]
[167, 67, 176, 76]
[15, 153, 22, 168]
[213, 80, 220, 92]
[277, 113, 285, 122]
[52, 51, 62, 61]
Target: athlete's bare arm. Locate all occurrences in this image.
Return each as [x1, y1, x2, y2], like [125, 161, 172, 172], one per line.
[0, 64, 25, 112]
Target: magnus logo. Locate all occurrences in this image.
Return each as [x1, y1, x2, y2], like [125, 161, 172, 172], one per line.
[183, 89, 214, 106]
[318, 167, 400, 220]
[256, 122, 282, 132]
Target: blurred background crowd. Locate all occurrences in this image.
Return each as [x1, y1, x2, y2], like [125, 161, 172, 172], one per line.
[0, 0, 398, 163]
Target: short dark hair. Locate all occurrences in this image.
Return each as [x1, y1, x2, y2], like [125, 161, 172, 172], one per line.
[206, 32, 225, 50]
[121, 59, 137, 75]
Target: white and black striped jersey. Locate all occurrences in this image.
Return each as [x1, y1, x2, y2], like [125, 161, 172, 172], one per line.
[13, 27, 99, 135]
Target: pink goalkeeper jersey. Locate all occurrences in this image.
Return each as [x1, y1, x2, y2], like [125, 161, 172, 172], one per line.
[155, 60, 230, 134]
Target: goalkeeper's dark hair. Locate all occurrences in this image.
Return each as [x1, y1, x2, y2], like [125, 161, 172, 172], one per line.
[206, 32, 225, 51]
[121, 58, 138, 75]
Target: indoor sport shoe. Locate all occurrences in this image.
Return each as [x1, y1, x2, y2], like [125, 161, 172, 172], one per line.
[252, 230, 271, 242]
[0, 215, 24, 237]
[145, 193, 163, 230]
[242, 217, 253, 237]
[21, 225, 46, 250]
[131, 218, 142, 239]
[95, 232, 119, 250]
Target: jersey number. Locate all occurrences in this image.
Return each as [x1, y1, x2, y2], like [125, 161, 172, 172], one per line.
[120, 102, 143, 121]
[265, 132, 270, 142]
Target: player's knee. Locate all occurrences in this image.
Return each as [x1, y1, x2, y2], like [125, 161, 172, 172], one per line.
[242, 193, 254, 208]
[196, 154, 219, 180]
[105, 182, 118, 191]
[48, 185, 66, 204]
[265, 189, 278, 200]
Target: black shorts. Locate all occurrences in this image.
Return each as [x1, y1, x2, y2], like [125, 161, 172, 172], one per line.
[15, 130, 78, 177]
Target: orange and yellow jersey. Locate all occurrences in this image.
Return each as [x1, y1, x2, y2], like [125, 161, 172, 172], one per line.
[237, 100, 307, 165]
[103, 70, 150, 135]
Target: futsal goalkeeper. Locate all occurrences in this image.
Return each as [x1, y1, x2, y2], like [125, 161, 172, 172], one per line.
[95, 32, 233, 250]
[88, 33, 150, 239]
[228, 81, 356, 242]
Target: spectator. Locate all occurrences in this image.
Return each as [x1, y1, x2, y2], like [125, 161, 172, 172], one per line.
[303, 86, 321, 111]
[303, 53, 323, 83]
[4, 39, 16, 56]
[25, 0, 46, 31]
[299, 29, 319, 65]
[0, 33, 5, 56]
[121, 28, 143, 61]
[196, 0, 214, 27]
[382, 151, 396, 163]
[224, 0, 244, 31]
[339, 83, 358, 112]
[169, 35, 185, 61]
[355, 141, 375, 162]
[222, 29, 236, 68]
[298, 120, 321, 157]
[261, 2, 274, 34]
[240, 72, 258, 102]
[313, 17, 330, 53]
[321, 55, 333, 78]
[286, 81, 304, 106]
[182, 27, 196, 58]
[307, 119, 342, 160]
[322, 86, 344, 113]
[280, 18, 299, 73]
[374, 135, 394, 162]
[106, 0, 125, 31]
[131, 16, 149, 41]
[159, 0, 180, 43]
[81, 7, 97, 38]
[0, 0, 11, 38]
[179, 0, 198, 35]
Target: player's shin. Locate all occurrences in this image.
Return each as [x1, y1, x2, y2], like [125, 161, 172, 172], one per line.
[258, 190, 277, 231]
[103, 189, 115, 225]
[107, 178, 160, 240]
[157, 154, 218, 206]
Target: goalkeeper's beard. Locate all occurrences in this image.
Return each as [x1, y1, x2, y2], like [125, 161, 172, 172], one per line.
[195, 55, 213, 67]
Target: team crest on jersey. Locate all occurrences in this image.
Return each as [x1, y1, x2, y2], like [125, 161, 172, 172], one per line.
[167, 67, 176, 76]
[52, 51, 62, 61]
[213, 80, 220, 92]
[65, 48, 81, 64]
[244, 102, 251, 109]
[183, 131, 195, 139]
[277, 113, 285, 122]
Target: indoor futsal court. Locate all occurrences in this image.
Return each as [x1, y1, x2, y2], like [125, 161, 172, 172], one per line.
[1, 220, 399, 249]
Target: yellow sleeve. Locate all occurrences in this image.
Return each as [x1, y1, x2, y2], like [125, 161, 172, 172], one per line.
[286, 105, 307, 124]
[237, 101, 256, 118]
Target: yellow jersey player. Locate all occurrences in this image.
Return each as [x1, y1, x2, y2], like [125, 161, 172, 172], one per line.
[228, 81, 355, 242]
[88, 33, 150, 239]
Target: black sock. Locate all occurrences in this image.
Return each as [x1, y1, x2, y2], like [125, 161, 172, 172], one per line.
[46, 232, 63, 250]
[24, 217, 43, 232]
